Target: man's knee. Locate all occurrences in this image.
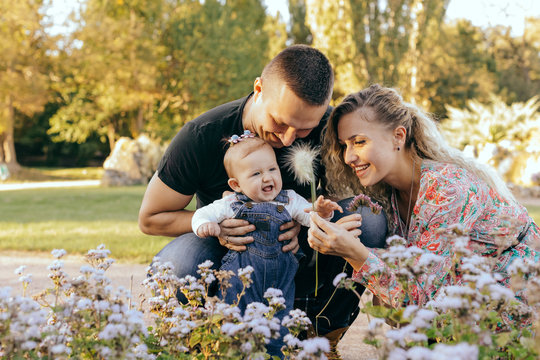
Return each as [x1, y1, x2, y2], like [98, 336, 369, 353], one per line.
[334, 197, 387, 249]
[152, 233, 226, 279]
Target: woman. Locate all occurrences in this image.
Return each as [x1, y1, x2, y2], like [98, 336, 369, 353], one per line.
[308, 84, 539, 308]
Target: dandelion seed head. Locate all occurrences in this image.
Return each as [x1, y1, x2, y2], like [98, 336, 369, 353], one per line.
[284, 143, 319, 185]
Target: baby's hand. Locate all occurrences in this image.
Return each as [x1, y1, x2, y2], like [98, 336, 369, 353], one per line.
[197, 222, 221, 238]
[304, 195, 343, 219]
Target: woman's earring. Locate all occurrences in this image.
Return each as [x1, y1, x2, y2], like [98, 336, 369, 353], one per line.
[397, 146, 400, 151]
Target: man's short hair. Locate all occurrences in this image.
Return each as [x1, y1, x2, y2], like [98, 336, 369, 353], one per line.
[261, 45, 334, 106]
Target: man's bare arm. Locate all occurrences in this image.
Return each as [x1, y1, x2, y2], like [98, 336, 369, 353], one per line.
[138, 173, 194, 237]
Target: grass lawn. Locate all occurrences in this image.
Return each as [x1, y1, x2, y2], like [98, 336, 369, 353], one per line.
[1, 183, 538, 264]
[527, 205, 540, 225]
[0, 186, 196, 264]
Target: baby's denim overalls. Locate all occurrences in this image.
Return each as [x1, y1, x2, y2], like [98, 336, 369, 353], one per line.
[220, 190, 300, 357]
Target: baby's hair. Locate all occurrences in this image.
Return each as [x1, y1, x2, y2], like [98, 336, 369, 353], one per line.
[223, 136, 273, 178]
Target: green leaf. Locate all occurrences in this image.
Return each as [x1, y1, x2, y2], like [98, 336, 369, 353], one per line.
[495, 332, 511, 348]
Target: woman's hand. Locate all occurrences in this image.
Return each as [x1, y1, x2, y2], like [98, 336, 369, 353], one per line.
[308, 212, 369, 268]
[218, 218, 255, 251]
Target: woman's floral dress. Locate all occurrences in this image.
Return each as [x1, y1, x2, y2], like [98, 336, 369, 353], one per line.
[352, 160, 540, 308]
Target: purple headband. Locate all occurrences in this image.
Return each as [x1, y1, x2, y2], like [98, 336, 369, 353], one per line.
[228, 130, 255, 146]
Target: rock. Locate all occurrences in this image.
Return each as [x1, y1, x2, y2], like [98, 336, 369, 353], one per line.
[101, 135, 163, 186]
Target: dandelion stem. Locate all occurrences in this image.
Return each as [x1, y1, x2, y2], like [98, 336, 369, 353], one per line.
[311, 182, 319, 297]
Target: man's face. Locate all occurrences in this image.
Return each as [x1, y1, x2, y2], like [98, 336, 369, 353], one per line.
[248, 78, 329, 148]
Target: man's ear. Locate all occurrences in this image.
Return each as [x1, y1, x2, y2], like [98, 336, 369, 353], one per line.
[228, 178, 242, 192]
[253, 77, 263, 103]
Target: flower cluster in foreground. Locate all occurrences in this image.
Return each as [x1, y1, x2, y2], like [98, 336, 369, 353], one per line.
[0, 245, 328, 359]
[334, 225, 540, 360]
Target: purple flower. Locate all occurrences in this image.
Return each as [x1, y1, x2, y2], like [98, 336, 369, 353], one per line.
[347, 194, 383, 214]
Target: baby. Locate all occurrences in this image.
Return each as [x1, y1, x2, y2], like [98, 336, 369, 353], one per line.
[191, 131, 341, 357]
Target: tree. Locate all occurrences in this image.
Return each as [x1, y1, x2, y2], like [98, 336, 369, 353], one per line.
[0, 0, 50, 171]
[151, 0, 270, 138]
[288, 0, 312, 44]
[305, 0, 448, 103]
[305, 0, 360, 101]
[418, 20, 497, 117]
[48, 0, 162, 151]
[486, 18, 540, 104]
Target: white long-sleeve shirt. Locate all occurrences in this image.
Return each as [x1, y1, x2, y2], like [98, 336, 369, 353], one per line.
[192, 190, 322, 235]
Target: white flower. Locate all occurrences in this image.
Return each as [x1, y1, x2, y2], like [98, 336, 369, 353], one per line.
[51, 344, 71, 354]
[240, 341, 253, 353]
[19, 274, 32, 284]
[21, 340, 38, 350]
[47, 260, 64, 271]
[300, 337, 330, 354]
[332, 272, 348, 286]
[388, 348, 408, 360]
[76, 298, 92, 310]
[284, 333, 302, 347]
[417, 253, 443, 268]
[410, 309, 438, 329]
[198, 260, 214, 269]
[284, 143, 319, 185]
[51, 249, 67, 259]
[432, 342, 479, 359]
[238, 265, 254, 277]
[14, 265, 26, 275]
[406, 346, 433, 360]
[367, 318, 386, 331]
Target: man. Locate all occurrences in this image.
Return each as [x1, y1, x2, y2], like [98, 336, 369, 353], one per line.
[138, 45, 386, 358]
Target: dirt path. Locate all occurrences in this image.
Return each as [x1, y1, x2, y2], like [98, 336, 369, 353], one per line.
[0, 252, 380, 359]
[0, 180, 100, 191]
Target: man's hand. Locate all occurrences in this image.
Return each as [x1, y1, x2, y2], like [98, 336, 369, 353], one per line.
[218, 218, 255, 251]
[279, 220, 301, 254]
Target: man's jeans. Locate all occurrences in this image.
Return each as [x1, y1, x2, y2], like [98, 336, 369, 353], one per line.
[152, 197, 387, 335]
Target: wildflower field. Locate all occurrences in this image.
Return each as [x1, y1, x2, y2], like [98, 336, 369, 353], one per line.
[2, 225, 539, 359]
[1, 245, 331, 359]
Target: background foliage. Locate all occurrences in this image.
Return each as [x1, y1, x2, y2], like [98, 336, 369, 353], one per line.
[0, 0, 539, 171]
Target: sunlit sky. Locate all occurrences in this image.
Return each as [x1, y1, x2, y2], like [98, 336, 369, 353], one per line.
[48, 0, 539, 37]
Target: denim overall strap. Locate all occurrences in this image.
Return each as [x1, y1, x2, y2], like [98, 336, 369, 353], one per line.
[233, 189, 289, 204]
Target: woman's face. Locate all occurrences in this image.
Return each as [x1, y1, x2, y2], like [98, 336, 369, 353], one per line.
[337, 107, 397, 187]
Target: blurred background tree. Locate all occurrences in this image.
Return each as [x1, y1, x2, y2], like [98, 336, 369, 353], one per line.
[2, 0, 539, 179]
[0, 0, 51, 171]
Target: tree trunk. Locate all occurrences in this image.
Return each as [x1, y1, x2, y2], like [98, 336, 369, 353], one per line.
[107, 122, 116, 152]
[2, 94, 20, 173]
[0, 133, 5, 163]
[408, 0, 422, 104]
[136, 106, 144, 136]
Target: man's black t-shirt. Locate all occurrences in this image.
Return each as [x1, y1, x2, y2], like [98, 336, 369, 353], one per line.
[157, 94, 330, 208]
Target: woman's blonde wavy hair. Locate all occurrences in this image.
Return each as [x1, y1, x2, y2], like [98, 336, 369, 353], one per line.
[322, 84, 515, 220]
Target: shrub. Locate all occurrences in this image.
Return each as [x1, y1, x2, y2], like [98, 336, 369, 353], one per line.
[441, 95, 540, 185]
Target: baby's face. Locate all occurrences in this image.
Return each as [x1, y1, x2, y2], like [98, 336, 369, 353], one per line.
[232, 146, 282, 202]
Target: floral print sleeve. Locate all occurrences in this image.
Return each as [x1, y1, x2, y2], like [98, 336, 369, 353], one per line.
[351, 161, 537, 308]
